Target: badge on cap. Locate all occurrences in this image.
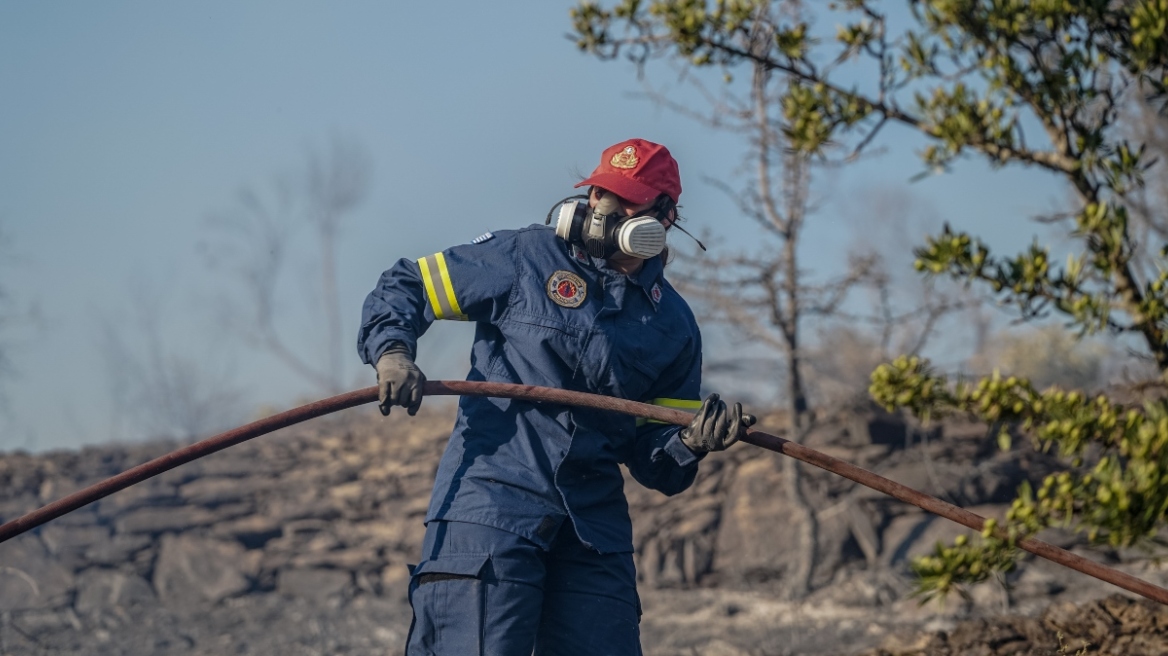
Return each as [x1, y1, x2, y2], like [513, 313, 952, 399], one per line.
[610, 145, 639, 169]
[650, 283, 663, 303]
[547, 270, 587, 308]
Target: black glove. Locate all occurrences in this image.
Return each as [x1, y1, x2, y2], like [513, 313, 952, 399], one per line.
[375, 343, 426, 417]
[679, 393, 756, 453]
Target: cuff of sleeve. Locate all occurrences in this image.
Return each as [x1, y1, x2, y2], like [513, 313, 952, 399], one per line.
[364, 330, 417, 364]
[663, 433, 702, 467]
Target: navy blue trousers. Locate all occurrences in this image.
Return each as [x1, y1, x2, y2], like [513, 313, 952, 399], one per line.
[405, 520, 642, 655]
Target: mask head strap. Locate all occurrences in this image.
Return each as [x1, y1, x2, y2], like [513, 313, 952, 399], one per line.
[648, 194, 706, 252]
[545, 195, 589, 226]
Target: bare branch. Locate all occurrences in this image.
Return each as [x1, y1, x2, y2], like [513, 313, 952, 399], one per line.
[201, 136, 372, 394]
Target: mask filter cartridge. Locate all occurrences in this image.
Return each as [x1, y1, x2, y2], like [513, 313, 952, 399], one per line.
[614, 217, 666, 259]
[553, 201, 583, 243]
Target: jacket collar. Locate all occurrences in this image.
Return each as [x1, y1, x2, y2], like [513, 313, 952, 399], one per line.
[568, 242, 665, 309]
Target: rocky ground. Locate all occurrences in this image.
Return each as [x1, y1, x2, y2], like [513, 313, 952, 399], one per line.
[2, 400, 1167, 655]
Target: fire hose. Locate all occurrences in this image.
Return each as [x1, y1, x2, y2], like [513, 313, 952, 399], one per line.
[1, 380, 1167, 605]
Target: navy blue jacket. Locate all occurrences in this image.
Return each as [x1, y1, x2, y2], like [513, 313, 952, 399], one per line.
[358, 225, 704, 554]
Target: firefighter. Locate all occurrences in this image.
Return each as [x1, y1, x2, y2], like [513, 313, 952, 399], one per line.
[358, 138, 754, 655]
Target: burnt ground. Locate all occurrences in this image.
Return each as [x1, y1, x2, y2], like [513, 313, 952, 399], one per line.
[2, 402, 1167, 655]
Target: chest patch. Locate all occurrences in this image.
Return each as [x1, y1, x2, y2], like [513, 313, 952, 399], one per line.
[547, 270, 587, 308]
[650, 283, 663, 303]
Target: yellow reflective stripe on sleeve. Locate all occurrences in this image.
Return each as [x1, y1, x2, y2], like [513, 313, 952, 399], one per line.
[417, 253, 467, 321]
[434, 252, 466, 318]
[637, 397, 702, 426]
[417, 256, 446, 319]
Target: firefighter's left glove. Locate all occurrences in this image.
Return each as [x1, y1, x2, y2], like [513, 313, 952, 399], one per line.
[375, 343, 426, 417]
[679, 393, 756, 453]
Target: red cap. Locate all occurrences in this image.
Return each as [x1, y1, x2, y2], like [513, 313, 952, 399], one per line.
[575, 138, 682, 204]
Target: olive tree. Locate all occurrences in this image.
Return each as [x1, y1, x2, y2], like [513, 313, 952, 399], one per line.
[572, 0, 1168, 600]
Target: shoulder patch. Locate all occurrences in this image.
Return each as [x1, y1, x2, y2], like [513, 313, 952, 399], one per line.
[471, 231, 495, 245]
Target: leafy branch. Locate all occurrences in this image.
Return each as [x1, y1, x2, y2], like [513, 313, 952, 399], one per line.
[871, 356, 1168, 597]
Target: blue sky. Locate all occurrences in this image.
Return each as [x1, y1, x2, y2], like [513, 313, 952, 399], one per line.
[0, 1, 1067, 451]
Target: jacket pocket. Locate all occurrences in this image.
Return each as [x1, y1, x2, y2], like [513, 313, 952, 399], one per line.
[612, 323, 685, 400]
[505, 310, 581, 336]
[407, 553, 490, 655]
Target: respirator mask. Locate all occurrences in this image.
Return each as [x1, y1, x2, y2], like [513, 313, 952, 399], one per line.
[545, 193, 668, 260]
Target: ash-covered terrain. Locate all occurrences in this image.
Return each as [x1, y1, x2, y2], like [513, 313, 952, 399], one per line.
[3, 401, 1167, 655]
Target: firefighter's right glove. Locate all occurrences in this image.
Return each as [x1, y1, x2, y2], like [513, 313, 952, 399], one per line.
[375, 344, 426, 417]
[679, 393, 756, 453]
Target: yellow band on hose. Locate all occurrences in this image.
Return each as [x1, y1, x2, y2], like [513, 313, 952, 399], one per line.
[637, 397, 702, 426]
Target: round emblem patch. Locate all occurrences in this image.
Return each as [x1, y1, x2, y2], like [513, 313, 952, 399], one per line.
[547, 270, 587, 308]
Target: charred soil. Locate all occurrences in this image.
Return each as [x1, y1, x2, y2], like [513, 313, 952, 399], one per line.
[1, 402, 1165, 654]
